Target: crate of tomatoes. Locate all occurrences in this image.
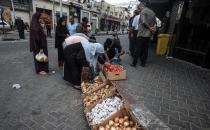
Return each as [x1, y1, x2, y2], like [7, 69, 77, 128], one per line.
[103, 63, 126, 81]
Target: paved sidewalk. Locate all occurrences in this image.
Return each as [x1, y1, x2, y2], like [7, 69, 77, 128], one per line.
[0, 35, 210, 130]
[118, 39, 210, 130]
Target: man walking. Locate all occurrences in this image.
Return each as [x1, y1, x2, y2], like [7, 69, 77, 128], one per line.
[128, 10, 139, 57]
[131, 10, 140, 58]
[15, 17, 25, 39]
[131, 3, 156, 67]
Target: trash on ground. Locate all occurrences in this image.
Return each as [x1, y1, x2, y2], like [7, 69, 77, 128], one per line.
[12, 84, 21, 89]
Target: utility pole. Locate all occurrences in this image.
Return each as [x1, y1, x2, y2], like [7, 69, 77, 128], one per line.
[10, 0, 15, 26]
[1, 9, 5, 34]
[53, 0, 55, 32]
[60, 0, 62, 18]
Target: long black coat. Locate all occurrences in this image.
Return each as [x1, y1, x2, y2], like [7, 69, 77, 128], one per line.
[63, 43, 89, 85]
[30, 12, 49, 73]
[55, 22, 69, 49]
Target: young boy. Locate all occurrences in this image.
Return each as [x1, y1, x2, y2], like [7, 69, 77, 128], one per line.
[98, 35, 125, 64]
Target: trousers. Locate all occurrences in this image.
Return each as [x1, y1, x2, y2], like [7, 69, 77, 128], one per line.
[132, 37, 150, 65]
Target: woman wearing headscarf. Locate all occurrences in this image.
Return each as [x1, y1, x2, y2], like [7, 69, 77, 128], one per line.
[63, 41, 104, 89]
[30, 12, 49, 75]
[55, 17, 69, 67]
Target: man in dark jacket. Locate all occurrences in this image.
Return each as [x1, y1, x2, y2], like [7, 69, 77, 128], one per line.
[131, 3, 156, 67]
[15, 17, 25, 39]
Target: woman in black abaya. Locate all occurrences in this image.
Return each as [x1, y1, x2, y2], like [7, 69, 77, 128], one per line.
[55, 17, 69, 67]
[30, 12, 49, 75]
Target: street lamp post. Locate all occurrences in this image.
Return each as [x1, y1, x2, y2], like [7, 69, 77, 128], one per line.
[10, 0, 15, 29]
[0, 8, 5, 34]
[59, 0, 62, 17]
[53, 0, 55, 32]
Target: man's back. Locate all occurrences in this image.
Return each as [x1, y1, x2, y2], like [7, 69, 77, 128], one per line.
[138, 7, 156, 38]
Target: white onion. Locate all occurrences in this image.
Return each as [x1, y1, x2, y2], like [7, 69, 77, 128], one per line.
[99, 126, 105, 130]
[123, 121, 129, 127]
[109, 120, 114, 126]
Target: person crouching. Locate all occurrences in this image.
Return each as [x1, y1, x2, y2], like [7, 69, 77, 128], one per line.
[63, 41, 104, 89]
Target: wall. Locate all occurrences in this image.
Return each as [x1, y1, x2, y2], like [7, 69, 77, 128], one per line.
[33, 0, 69, 30]
[12, 11, 30, 24]
[168, 0, 184, 33]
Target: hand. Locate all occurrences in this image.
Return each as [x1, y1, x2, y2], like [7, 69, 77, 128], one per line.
[89, 63, 93, 67]
[120, 50, 125, 56]
[131, 33, 134, 38]
[105, 61, 111, 64]
[150, 27, 156, 33]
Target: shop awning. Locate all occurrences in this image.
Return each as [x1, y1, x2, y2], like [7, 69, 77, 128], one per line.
[107, 16, 122, 23]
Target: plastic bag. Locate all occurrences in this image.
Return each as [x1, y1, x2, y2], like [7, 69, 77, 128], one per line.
[35, 50, 48, 62]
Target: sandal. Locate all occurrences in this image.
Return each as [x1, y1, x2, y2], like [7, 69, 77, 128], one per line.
[39, 71, 48, 75]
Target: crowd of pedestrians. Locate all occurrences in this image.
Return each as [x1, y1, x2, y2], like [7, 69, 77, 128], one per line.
[29, 2, 157, 89]
[129, 2, 157, 67]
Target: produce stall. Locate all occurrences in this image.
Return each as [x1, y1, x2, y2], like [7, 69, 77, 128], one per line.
[80, 73, 145, 130]
[103, 63, 126, 81]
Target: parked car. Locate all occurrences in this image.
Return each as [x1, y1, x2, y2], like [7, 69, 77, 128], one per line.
[0, 20, 11, 32]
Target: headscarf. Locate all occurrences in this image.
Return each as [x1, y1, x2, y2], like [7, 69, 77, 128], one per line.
[30, 12, 42, 32]
[63, 35, 89, 48]
[81, 42, 104, 70]
[30, 12, 46, 52]
[55, 17, 69, 49]
[57, 16, 65, 27]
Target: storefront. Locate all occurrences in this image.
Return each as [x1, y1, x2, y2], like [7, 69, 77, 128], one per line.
[107, 16, 121, 31]
[100, 16, 121, 31]
[69, 2, 82, 23]
[81, 9, 90, 23]
[169, 0, 210, 69]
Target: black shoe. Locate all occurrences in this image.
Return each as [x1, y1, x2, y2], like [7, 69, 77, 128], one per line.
[130, 63, 136, 67]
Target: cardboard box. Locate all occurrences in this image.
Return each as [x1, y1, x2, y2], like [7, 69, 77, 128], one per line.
[105, 70, 127, 81]
[91, 104, 145, 130]
[81, 77, 106, 94]
[82, 81, 118, 113]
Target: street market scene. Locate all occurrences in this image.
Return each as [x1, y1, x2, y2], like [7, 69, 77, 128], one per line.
[0, 0, 210, 130]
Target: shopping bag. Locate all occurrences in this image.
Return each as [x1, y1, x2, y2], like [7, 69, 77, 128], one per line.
[35, 50, 48, 62]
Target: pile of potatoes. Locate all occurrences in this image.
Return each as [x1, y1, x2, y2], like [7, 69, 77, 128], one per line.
[81, 81, 104, 93]
[98, 116, 138, 130]
[83, 85, 113, 107]
[81, 76, 104, 93]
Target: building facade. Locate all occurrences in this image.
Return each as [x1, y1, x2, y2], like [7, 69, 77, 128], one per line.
[95, 0, 130, 31]
[33, 0, 70, 30]
[12, 0, 32, 25]
[1, 0, 129, 32]
[167, 0, 210, 69]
